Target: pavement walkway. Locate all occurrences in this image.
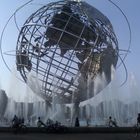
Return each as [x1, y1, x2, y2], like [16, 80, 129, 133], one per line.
[0, 133, 140, 140]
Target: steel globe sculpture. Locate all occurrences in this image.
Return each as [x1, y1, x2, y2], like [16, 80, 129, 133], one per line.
[16, 0, 118, 104]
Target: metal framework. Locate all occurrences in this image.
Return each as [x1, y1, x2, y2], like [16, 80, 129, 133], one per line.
[16, 0, 118, 103]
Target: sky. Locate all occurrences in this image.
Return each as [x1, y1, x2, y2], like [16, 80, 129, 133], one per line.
[0, 0, 140, 101]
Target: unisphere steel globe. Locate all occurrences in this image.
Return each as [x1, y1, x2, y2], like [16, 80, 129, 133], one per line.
[16, 0, 118, 103]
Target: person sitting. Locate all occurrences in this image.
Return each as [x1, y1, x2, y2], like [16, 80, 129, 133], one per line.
[54, 121, 61, 128]
[18, 118, 26, 129]
[46, 118, 54, 126]
[37, 117, 46, 128]
[108, 116, 118, 127]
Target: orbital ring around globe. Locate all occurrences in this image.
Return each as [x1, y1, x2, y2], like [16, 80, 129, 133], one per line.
[0, 0, 131, 104]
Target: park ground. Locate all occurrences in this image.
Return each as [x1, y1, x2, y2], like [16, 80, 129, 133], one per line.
[0, 133, 140, 140]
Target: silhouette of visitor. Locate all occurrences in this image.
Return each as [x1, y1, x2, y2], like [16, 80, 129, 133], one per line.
[108, 116, 118, 127]
[12, 115, 19, 128]
[75, 117, 80, 127]
[135, 113, 140, 137]
[113, 118, 118, 127]
[86, 118, 90, 127]
[137, 113, 140, 127]
[37, 117, 46, 128]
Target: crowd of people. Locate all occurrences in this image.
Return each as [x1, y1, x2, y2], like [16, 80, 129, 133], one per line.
[11, 114, 140, 128]
[11, 115, 67, 133]
[9, 113, 140, 135]
[11, 115, 27, 133]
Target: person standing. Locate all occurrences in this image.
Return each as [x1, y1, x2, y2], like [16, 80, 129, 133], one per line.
[135, 113, 140, 137]
[137, 113, 140, 127]
[75, 117, 80, 127]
